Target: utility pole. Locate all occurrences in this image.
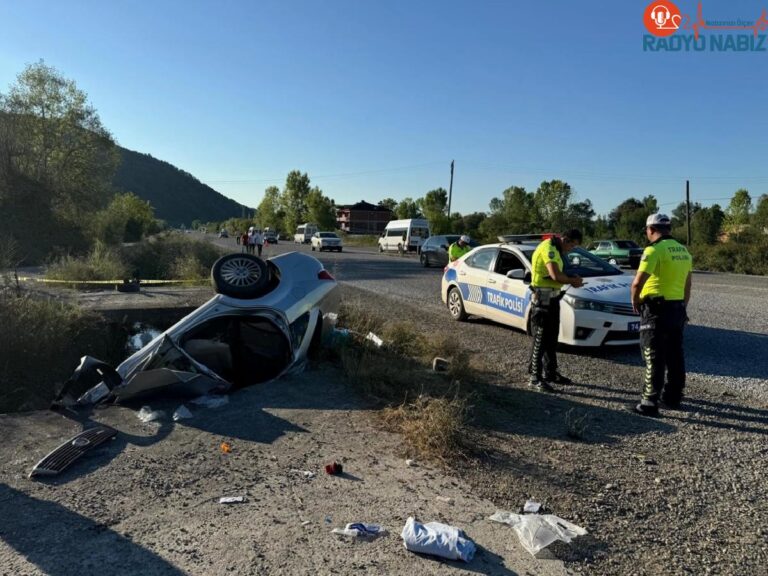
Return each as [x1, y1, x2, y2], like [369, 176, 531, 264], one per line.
[447, 160, 454, 217]
[686, 180, 691, 245]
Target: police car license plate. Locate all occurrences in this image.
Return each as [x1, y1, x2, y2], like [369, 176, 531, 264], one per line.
[628, 321, 640, 332]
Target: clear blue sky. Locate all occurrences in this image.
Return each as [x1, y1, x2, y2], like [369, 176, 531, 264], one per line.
[1, 0, 767, 217]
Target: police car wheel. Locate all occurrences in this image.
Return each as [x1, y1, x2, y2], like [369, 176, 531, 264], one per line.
[608, 257, 618, 266]
[447, 287, 467, 321]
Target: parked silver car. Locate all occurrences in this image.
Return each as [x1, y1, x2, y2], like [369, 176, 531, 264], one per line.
[55, 252, 340, 407]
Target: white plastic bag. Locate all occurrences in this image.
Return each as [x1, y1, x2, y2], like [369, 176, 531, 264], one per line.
[489, 511, 587, 556]
[401, 517, 476, 562]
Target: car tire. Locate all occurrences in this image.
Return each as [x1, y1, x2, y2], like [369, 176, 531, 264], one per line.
[378, 244, 384, 253]
[211, 253, 270, 299]
[337, 247, 342, 252]
[447, 287, 467, 321]
[311, 245, 316, 251]
[608, 257, 618, 266]
[420, 252, 429, 267]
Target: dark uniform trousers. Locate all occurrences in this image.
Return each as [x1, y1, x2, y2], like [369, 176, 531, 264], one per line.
[528, 295, 560, 380]
[639, 299, 687, 404]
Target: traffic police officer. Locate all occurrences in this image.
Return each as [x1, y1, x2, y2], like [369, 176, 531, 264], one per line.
[448, 235, 472, 262]
[528, 229, 584, 392]
[630, 213, 693, 416]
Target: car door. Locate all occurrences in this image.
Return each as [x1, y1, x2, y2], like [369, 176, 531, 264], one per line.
[456, 247, 496, 317]
[483, 248, 530, 329]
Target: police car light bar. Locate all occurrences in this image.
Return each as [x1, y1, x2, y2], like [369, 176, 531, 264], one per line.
[498, 233, 556, 244]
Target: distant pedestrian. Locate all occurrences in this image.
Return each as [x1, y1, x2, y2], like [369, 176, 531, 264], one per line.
[630, 213, 693, 416]
[253, 229, 264, 257]
[527, 229, 584, 392]
[240, 231, 249, 253]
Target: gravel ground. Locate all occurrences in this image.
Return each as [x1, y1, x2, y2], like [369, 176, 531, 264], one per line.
[9, 242, 768, 575]
[337, 274, 768, 576]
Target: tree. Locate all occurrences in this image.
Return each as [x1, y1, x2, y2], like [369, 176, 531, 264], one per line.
[1, 60, 118, 220]
[306, 187, 337, 230]
[280, 170, 312, 233]
[753, 194, 768, 234]
[691, 204, 724, 245]
[487, 185, 536, 234]
[378, 198, 397, 212]
[94, 192, 158, 244]
[257, 185, 282, 231]
[609, 195, 657, 243]
[564, 200, 595, 236]
[394, 197, 421, 219]
[420, 187, 449, 233]
[534, 180, 572, 231]
[723, 189, 752, 237]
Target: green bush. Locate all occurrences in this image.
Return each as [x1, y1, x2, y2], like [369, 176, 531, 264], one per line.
[691, 239, 768, 275]
[122, 233, 221, 280]
[47, 241, 129, 281]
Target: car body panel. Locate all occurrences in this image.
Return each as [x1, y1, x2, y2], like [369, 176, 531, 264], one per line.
[441, 243, 640, 347]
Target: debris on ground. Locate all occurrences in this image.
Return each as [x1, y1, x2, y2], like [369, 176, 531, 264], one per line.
[324, 462, 343, 475]
[523, 499, 542, 513]
[331, 522, 385, 538]
[365, 332, 384, 347]
[488, 511, 587, 557]
[401, 517, 476, 562]
[432, 357, 449, 372]
[137, 406, 165, 423]
[220, 442, 232, 454]
[291, 469, 316, 479]
[435, 496, 454, 504]
[218, 496, 245, 504]
[172, 405, 193, 421]
[405, 459, 417, 467]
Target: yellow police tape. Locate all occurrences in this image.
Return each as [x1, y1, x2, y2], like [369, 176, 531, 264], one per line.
[16, 277, 196, 286]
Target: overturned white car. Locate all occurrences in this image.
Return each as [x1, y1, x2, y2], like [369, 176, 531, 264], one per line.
[55, 252, 340, 408]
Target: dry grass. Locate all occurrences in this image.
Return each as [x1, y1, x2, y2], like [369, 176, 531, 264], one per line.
[335, 299, 475, 461]
[381, 396, 470, 462]
[0, 293, 125, 413]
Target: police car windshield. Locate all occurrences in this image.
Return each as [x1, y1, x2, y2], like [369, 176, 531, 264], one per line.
[564, 247, 623, 277]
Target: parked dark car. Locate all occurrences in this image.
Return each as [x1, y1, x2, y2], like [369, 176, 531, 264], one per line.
[264, 230, 278, 244]
[586, 239, 643, 268]
[419, 235, 479, 268]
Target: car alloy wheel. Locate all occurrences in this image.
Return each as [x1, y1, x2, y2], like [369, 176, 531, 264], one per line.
[420, 252, 429, 267]
[211, 254, 270, 299]
[447, 287, 467, 321]
[608, 258, 618, 266]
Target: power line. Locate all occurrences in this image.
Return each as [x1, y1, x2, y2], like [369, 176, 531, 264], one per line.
[202, 161, 445, 184]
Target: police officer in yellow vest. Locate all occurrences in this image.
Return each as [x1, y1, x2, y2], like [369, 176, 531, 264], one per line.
[528, 229, 584, 392]
[630, 213, 693, 416]
[448, 235, 472, 262]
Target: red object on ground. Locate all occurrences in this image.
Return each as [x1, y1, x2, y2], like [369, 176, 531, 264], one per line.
[324, 462, 343, 475]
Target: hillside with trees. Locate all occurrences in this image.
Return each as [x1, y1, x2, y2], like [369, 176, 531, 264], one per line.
[113, 147, 251, 227]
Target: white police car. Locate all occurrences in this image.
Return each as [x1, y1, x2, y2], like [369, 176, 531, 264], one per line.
[440, 235, 640, 347]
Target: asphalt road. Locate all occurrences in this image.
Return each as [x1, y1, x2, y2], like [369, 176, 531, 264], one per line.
[212, 235, 768, 398]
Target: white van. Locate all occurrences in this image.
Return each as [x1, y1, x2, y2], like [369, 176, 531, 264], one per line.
[294, 223, 318, 244]
[377, 219, 431, 253]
